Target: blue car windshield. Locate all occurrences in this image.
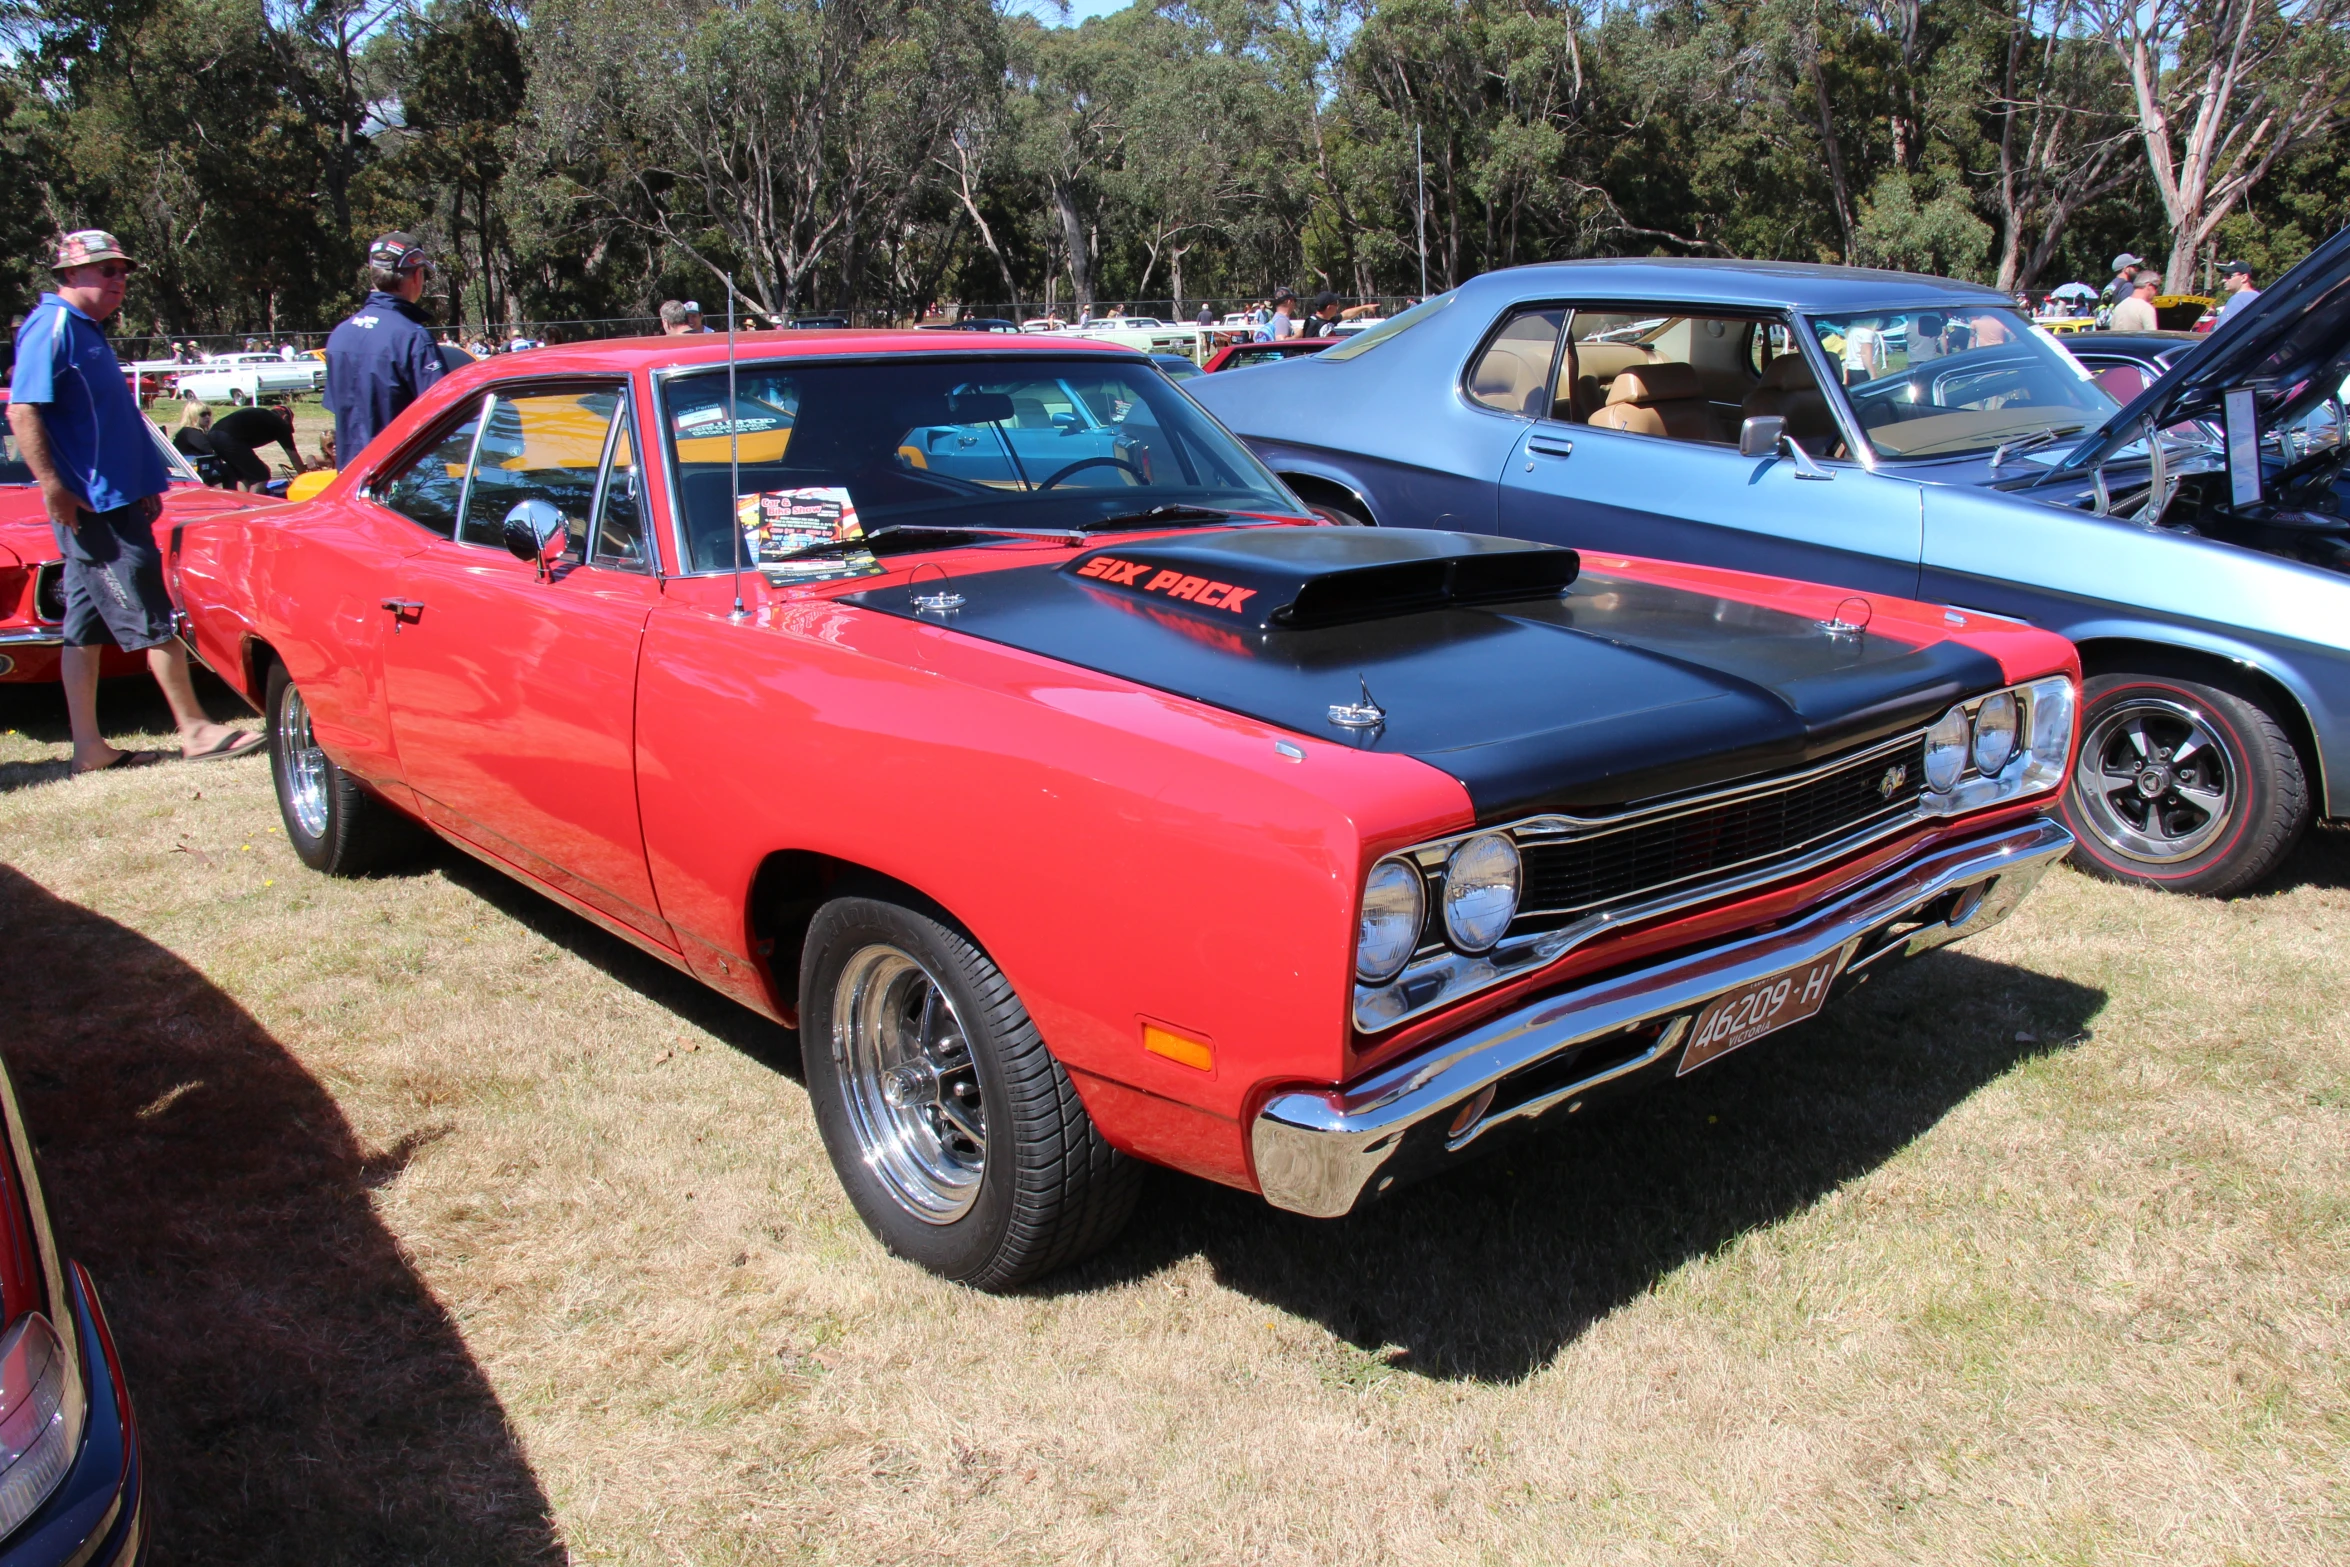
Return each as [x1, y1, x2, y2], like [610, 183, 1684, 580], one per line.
[661, 357, 1295, 572]
[1811, 308, 2119, 460]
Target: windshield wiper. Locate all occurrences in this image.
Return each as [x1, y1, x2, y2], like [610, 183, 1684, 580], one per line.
[1081, 504, 1233, 531]
[759, 523, 1083, 565]
[1990, 423, 2087, 469]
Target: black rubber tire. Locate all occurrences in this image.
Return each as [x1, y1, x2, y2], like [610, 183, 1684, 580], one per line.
[800, 896, 1140, 1289]
[2059, 665, 2311, 897]
[265, 662, 416, 876]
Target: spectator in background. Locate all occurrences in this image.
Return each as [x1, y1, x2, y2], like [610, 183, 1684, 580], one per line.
[683, 301, 708, 331]
[208, 404, 306, 492]
[660, 300, 694, 335]
[1910, 312, 1948, 363]
[170, 399, 214, 461]
[1307, 291, 1381, 333]
[9, 230, 260, 773]
[323, 231, 444, 462]
[1256, 288, 1300, 342]
[2110, 274, 2160, 333]
[1195, 301, 1216, 326]
[2103, 252, 2148, 305]
[2216, 261, 2261, 326]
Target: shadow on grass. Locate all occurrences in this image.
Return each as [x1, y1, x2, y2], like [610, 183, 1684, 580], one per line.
[429, 849, 804, 1078]
[1064, 946, 2105, 1383]
[0, 669, 255, 794]
[2257, 820, 2350, 895]
[0, 865, 566, 1566]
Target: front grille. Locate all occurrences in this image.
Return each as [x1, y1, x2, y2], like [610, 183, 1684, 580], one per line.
[1515, 737, 1928, 923]
[32, 562, 64, 623]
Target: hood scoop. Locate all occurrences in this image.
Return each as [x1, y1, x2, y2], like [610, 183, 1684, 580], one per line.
[1063, 527, 1578, 632]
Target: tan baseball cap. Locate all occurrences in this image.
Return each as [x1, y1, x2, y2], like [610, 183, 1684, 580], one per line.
[52, 229, 136, 272]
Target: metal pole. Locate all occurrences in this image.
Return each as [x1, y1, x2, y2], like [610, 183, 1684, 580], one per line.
[727, 273, 746, 621]
[1415, 124, 1429, 299]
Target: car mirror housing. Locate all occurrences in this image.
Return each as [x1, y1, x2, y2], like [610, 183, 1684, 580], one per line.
[1738, 415, 1786, 458]
[502, 498, 567, 572]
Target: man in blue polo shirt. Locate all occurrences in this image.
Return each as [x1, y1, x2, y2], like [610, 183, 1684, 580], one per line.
[323, 231, 446, 462]
[8, 229, 259, 775]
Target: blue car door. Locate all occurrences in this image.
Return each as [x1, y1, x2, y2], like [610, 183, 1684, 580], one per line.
[1486, 305, 1925, 599]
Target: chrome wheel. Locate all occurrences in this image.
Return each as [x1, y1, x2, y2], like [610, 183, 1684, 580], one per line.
[832, 944, 986, 1224]
[277, 682, 331, 840]
[2075, 696, 2236, 864]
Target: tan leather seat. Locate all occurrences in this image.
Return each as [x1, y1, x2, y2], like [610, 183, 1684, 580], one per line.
[1468, 345, 1544, 417]
[1562, 343, 1651, 421]
[1739, 354, 1839, 452]
[1587, 362, 1715, 441]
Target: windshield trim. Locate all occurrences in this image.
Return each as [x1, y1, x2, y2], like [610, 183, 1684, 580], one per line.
[1795, 304, 2119, 466]
[649, 351, 1299, 580]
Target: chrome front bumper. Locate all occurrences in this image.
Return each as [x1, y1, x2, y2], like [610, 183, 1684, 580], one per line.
[1251, 815, 2075, 1217]
[0, 626, 65, 648]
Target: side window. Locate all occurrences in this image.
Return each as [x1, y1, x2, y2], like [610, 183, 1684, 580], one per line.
[591, 404, 647, 570]
[1466, 307, 1566, 417]
[371, 400, 485, 539]
[458, 387, 623, 559]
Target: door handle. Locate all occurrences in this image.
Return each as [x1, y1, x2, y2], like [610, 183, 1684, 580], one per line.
[1527, 437, 1575, 458]
[380, 598, 423, 633]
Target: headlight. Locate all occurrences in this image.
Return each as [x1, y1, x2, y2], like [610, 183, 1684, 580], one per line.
[1441, 832, 1521, 952]
[1925, 707, 1971, 792]
[1920, 676, 2076, 817]
[1355, 857, 1425, 983]
[0, 1314, 74, 1539]
[1971, 690, 2019, 774]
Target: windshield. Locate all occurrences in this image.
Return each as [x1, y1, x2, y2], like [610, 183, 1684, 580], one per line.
[660, 357, 1298, 572]
[1322, 291, 1456, 361]
[1810, 308, 2118, 460]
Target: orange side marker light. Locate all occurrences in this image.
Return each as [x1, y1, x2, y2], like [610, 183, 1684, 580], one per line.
[1142, 1023, 1214, 1072]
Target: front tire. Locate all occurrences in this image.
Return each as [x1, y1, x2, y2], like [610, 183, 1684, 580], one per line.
[800, 897, 1139, 1289]
[266, 663, 415, 876]
[2059, 666, 2310, 897]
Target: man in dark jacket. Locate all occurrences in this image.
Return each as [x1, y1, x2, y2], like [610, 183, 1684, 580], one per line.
[323, 232, 445, 463]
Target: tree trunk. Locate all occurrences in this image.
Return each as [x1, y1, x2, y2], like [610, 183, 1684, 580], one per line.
[1809, 52, 1857, 263]
[1054, 183, 1092, 312]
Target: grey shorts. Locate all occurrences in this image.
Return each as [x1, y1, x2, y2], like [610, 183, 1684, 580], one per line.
[54, 497, 175, 653]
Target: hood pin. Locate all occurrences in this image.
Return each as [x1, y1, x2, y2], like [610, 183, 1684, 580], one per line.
[909, 562, 964, 615]
[1818, 594, 1872, 639]
[1327, 676, 1386, 731]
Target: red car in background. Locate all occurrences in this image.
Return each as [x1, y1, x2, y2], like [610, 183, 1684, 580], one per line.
[168, 331, 2080, 1288]
[0, 392, 279, 684]
[0, 1055, 145, 1565]
[1199, 337, 1339, 373]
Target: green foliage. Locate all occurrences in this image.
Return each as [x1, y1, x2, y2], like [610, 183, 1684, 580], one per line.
[0, 0, 2342, 334]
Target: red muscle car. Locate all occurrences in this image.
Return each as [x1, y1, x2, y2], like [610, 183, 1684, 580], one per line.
[167, 332, 2083, 1288]
[0, 390, 280, 683]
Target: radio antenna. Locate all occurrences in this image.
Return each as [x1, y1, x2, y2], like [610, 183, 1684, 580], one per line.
[727, 271, 747, 621]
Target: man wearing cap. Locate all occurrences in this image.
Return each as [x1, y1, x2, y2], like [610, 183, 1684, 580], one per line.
[2216, 261, 2261, 326]
[8, 230, 260, 774]
[2103, 252, 2148, 306]
[1255, 288, 1301, 342]
[1306, 290, 1381, 334]
[323, 231, 446, 464]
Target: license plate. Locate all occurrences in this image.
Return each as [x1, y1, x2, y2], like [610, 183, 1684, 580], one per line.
[1678, 949, 1847, 1076]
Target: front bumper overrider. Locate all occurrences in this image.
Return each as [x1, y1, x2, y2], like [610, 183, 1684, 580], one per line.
[1251, 815, 2075, 1217]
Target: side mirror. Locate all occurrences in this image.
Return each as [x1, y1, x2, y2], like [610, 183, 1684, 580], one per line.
[1051, 411, 1084, 434]
[1738, 415, 1787, 458]
[502, 498, 568, 573]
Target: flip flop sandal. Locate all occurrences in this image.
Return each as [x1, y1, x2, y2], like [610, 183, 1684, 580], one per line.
[70, 750, 166, 778]
[184, 730, 264, 763]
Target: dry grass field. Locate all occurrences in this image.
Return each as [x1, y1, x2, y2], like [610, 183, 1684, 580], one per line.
[1, 676, 2345, 1566]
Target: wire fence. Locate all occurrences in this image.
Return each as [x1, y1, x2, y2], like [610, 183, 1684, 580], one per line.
[106, 291, 1429, 363]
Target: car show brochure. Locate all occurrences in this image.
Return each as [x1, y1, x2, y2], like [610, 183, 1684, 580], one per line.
[737, 486, 884, 584]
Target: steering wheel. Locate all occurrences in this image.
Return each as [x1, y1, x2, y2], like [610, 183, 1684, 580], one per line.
[1036, 456, 1146, 491]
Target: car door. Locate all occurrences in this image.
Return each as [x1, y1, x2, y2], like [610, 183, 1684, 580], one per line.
[378, 380, 673, 944]
[1488, 304, 1926, 598]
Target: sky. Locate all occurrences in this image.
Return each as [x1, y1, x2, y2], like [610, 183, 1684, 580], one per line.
[1041, 0, 1136, 23]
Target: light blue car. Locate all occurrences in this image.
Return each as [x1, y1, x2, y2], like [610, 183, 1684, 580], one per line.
[1188, 247, 2350, 895]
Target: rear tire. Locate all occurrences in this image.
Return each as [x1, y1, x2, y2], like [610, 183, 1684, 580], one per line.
[2059, 666, 2310, 897]
[800, 896, 1139, 1289]
[265, 663, 415, 876]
